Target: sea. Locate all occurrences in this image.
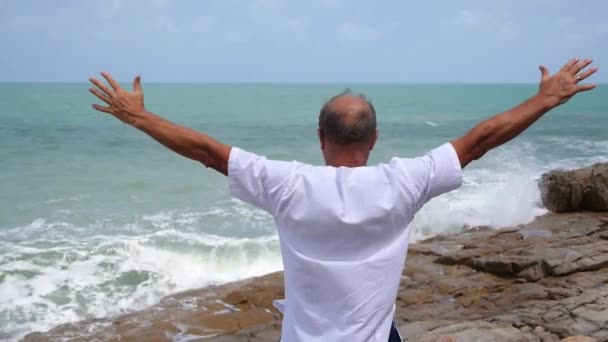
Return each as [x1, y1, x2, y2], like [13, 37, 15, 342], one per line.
[1, 83, 606, 340]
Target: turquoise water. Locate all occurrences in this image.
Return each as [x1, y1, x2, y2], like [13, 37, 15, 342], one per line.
[1, 84, 606, 339]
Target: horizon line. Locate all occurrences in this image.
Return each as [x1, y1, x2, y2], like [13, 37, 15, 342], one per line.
[2, 81, 604, 86]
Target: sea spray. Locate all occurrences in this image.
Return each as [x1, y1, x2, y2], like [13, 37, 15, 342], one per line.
[1, 83, 607, 340]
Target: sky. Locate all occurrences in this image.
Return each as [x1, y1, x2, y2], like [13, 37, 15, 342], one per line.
[0, 0, 607, 83]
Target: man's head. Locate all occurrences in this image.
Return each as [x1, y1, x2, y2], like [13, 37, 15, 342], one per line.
[318, 90, 378, 167]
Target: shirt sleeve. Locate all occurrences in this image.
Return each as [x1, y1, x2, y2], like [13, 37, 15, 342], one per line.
[227, 147, 295, 215]
[386, 143, 463, 211]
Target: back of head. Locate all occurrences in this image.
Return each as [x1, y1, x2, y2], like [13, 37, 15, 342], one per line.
[318, 90, 377, 145]
[317, 90, 378, 167]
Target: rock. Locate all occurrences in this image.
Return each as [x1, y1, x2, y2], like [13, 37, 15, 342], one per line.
[540, 163, 608, 212]
[434, 215, 608, 281]
[561, 337, 598, 342]
[412, 321, 540, 342]
[23, 213, 608, 341]
[398, 320, 456, 340]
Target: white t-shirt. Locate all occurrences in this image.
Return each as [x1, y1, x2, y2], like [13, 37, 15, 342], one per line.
[228, 143, 463, 342]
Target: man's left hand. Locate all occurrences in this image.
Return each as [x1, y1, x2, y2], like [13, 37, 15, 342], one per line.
[537, 58, 597, 108]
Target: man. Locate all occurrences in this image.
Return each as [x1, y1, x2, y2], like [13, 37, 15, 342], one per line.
[89, 58, 597, 341]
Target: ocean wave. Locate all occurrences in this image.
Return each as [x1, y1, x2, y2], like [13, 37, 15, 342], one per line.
[2, 137, 608, 340]
[0, 218, 281, 340]
[410, 139, 606, 241]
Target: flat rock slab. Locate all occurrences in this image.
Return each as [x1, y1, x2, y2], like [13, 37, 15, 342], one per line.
[23, 213, 608, 341]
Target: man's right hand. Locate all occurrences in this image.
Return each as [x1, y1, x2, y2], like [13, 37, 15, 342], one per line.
[89, 72, 147, 127]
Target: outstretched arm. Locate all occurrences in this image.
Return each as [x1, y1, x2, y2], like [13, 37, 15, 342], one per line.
[451, 58, 598, 168]
[89, 73, 231, 175]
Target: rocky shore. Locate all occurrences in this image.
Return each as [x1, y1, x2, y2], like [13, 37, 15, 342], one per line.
[23, 164, 608, 341]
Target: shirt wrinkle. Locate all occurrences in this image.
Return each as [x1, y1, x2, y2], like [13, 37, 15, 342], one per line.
[226, 144, 463, 342]
[272, 161, 298, 216]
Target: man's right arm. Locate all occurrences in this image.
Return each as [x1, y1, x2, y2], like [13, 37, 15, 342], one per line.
[89, 72, 231, 175]
[451, 58, 598, 168]
[132, 111, 231, 174]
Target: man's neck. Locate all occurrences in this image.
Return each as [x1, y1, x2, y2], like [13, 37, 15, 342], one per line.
[325, 150, 369, 168]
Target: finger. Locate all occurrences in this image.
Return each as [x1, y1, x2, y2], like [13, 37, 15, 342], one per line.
[101, 72, 121, 91]
[89, 87, 111, 104]
[571, 58, 593, 76]
[575, 67, 598, 83]
[539, 65, 550, 81]
[576, 84, 596, 93]
[133, 75, 142, 92]
[92, 104, 114, 114]
[560, 58, 579, 72]
[89, 77, 114, 97]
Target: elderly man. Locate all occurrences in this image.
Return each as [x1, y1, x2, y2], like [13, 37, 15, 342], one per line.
[89, 58, 596, 341]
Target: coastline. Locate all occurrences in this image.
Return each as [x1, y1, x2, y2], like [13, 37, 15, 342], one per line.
[3, 82, 607, 342]
[23, 211, 608, 341]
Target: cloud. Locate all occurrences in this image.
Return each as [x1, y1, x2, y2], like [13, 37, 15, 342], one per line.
[250, 0, 278, 12]
[450, 9, 485, 29]
[565, 32, 581, 43]
[339, 22, 379, 42]
[281, 18, 309, 38]
[110, 0, 122, 14]
[150, 0, 169, 9]
[441, 9, 519, 40]
[338, 22, 396, 42]
[320, 0, 340, 7]
[282, 18, 307, 32]
[7, 15, 50, 33]
[0, 0, 606, 82]
[598, 21, 608, 36]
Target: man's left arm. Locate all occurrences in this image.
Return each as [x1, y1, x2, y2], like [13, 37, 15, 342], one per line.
[451, 58, 598, 168]
[395, 58, 597, 210]
[89, 72, 231, 175]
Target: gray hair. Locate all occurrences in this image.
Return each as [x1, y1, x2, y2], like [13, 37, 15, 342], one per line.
[318, 89, 377, 145]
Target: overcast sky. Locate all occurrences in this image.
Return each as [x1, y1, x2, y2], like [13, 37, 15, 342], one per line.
[1, 0, 606, 83]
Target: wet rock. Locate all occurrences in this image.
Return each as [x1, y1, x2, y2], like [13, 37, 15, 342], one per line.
[561, 337, 598, 342]
[540, 163, 608, 212]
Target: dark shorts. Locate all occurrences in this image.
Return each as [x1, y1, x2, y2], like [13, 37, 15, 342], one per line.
[388, 320, 402, 341]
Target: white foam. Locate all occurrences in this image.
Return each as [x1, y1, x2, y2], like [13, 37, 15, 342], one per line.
[3, 137, 608, 340]
[0, 222, 281, 340]
[45, 194, 90, 204]
[410, 139, 607, 241]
